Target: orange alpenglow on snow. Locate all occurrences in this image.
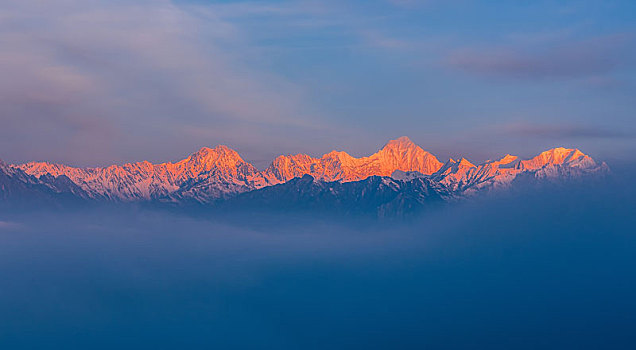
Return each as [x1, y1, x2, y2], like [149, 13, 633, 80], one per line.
[519, 147, 595, 170]
[14, 137, 608, 202]
[263, 136, 443, 183]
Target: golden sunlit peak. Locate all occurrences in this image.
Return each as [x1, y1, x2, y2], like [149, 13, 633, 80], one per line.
[457, 158, 475, 167]
[539, 147, 588, 159]
[188, 145, 246, 164]
[194, 145, 236, 154]
[496, 154, 519, 164]
[382, 136, 417, 149]
[517, 147, 593, 171]
[544, 146, 571, 154]
[324, 150, 349, 157]
[541, 147, 587, 160]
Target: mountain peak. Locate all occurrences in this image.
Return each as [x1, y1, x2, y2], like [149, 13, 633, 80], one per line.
[373, 136, 443, 175]
[382, 136, 416, 150]
[520, 147, 592, 170]
[540, 147, 584, 158]
[9, 142, 607, 204]
[488, 154, 520, 169]
[192, 145, 241, 158]
[324, 150, 353, 159]
[458, 158, 475, 167]
[184, 144, 252, 173]
[498, 154, 518, 163]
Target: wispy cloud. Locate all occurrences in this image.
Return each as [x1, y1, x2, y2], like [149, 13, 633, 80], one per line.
[198, 1, 420, 50]
[0, 0, 325, 165]
[502, 122, 634, 139]
[446, 34, 636, 80]
[0, 220, 20, 230]
[1, 0, 634, 166]
[386, 0, 434, 9]
[200, 1, 330, 18]
[0, 0, 430, 167]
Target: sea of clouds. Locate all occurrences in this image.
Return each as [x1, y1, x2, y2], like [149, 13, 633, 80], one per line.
[0, 164, 635, 349]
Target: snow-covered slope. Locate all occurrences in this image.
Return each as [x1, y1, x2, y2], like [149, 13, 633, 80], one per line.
[418, 147, 609, 195]
[0, 159, 87, 206]
[262, 136, 443, 183]
[18, 145, 272, 202]
[10, 138, 609, 204]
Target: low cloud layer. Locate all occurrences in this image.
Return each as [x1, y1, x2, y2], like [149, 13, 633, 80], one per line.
[0, 173, 634, 348]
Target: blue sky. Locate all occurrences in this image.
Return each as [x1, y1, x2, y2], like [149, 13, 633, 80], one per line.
[1, 0, 635, 168]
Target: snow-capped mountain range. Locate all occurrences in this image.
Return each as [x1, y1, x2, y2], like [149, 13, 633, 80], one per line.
[2, 137, 608, 207]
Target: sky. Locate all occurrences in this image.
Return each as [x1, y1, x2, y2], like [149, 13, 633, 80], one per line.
[1, 0, 635, 168]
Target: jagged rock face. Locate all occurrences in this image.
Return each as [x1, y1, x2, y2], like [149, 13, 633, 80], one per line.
[422, 148, 609, 194]
[225, 174, 451, 217]
[18, 145, 269, 202]
[0, 161, 87, 206]
[262, 136, 443, 183]
[370, 136, 443, 176]
[520, 148, 590, 170]
[10, 138, 609, 204]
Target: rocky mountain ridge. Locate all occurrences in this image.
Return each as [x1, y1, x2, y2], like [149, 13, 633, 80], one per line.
[6, 137, 609, 204]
